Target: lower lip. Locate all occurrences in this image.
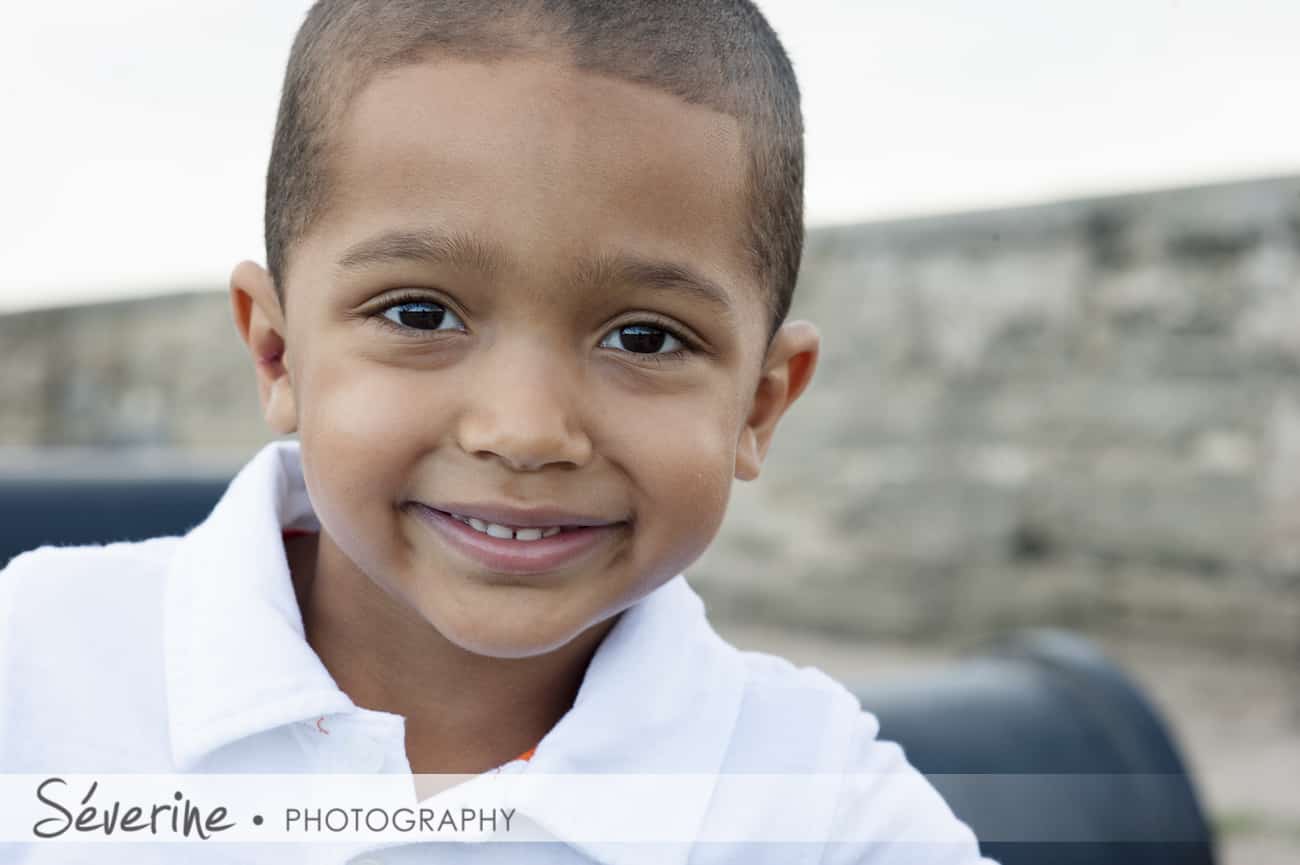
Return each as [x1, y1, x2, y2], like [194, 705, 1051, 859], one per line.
[408, 503, 624, 576]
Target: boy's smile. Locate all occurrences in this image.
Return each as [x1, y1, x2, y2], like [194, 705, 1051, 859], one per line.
[405, 503, 627, 578]
[231, 51, 817, 768]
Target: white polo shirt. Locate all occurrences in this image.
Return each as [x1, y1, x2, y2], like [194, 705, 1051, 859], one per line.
[0, 441, 996, 865]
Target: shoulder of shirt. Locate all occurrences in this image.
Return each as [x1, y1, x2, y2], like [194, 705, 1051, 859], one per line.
[1, 536, 180, 626]
[0, 538, 186, 772]
[736, 647, 875, 728]
[736, 647, 867, 709]
[728, 647, 994, 864]
[724, 646, 882, 768]
[3, 534, 179, 578]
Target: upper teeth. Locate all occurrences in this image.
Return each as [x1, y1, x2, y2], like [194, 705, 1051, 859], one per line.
[451, 514, 564, 541]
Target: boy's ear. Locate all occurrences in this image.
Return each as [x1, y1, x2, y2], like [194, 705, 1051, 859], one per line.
[229, 260, 298, 436]
[735, 320, 820, 482]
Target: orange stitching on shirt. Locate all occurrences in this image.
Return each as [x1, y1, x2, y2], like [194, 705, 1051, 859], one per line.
[316, 716, 330, 735]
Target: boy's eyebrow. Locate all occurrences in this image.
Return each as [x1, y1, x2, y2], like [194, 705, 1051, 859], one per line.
[337, 229, 504, 277]
[574, 251, 737, 322]
[335, 229, 737, 321]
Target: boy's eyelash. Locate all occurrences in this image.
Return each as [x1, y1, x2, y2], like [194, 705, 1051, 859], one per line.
[369, 292, 699, 362]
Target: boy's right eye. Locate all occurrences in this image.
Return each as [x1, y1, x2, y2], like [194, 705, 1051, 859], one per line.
[379, 300, 467, 333]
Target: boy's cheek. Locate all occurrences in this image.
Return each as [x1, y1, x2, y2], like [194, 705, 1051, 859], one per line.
[297, 359, 427, 439]
[648, 431, 734, 535]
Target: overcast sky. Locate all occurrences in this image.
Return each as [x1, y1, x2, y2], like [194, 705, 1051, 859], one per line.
[2, 0, 1298, 313]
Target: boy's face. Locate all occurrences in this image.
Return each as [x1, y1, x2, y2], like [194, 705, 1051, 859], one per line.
[232, 54, 818, 658]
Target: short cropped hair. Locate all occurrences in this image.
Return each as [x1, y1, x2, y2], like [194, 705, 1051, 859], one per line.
[266, 0, 804, 343]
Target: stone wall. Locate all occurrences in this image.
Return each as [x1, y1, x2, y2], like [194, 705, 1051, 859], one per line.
[4, 175, 1299, 654]
[0, 291, 263, 451]
[697, 174, 1300, 655]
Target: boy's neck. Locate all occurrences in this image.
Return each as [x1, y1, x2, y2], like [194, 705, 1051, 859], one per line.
[285, 531, 619, 775]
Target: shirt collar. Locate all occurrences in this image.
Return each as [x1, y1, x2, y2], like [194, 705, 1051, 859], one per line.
[164, 440, 352, 771]
[164, 439, 745, 865]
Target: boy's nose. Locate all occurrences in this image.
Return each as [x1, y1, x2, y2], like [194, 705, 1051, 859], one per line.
[452, 340, 594, 472]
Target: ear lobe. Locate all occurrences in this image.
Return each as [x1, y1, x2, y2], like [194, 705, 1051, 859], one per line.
[735, 426, 761, 482]
[734, 320, 820, 482]
[229, 260, 298, 435]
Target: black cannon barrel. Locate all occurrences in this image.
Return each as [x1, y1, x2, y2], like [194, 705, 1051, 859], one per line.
[853, 629, 1217, 865]
[0, 475, 230, 567]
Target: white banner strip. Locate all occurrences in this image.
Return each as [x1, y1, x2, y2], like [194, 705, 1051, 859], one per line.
[0, 773, 1205, 844]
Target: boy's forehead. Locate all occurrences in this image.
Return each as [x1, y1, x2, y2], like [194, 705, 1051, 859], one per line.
[302, 55, 764, 333]
[329, 55, 747, 230]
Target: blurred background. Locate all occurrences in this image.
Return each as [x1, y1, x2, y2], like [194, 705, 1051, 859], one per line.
[1, 2, 1298, 863]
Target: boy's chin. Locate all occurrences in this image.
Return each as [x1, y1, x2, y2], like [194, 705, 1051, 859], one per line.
[425, 605, 599, 660]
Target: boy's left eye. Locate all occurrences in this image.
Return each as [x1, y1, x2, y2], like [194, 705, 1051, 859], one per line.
[599, 324, 686, 355]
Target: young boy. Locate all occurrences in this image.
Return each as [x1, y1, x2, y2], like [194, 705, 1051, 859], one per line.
[1, 1, 996, 862]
